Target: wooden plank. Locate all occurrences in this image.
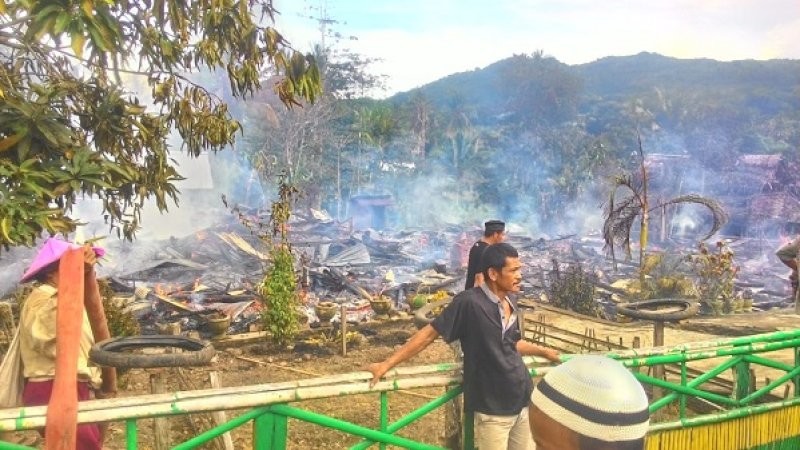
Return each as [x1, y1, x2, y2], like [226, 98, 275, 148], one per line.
[211, 331, 269, 348]
[150, 372, 170, 450]
[341, 305, 348, 357]
[209, 372, 235, 450]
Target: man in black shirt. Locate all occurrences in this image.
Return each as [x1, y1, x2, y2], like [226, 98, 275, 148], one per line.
[465, 220, 506, 290]
[368, 243, 560, 450]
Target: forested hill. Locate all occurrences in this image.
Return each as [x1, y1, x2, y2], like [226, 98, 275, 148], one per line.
[577, 52, 800, 97]
[390, 52, 800, 130]
[229, 51, 798, 232]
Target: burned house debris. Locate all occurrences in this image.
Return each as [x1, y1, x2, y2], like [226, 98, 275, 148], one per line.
[646, 153, 800, 237]
[1, 151, 798, 344]
[349, 194, 394, 231]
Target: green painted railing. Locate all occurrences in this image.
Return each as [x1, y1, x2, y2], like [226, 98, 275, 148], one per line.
[2, 328, 800, 449]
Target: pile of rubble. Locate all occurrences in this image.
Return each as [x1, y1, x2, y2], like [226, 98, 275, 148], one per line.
[0, 207, 796, 340]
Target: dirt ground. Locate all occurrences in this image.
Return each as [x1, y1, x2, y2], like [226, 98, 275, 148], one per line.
[7, 319, 456, 450]
[7, 305, 800, 449]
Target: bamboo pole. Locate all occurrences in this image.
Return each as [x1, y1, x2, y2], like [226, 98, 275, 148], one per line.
[0, 362, 474, 422]
[6, 328, 800, 436]
[649, 396, 800, 433]
[0, 374, 466, 430]
[6, 330, 800, 429]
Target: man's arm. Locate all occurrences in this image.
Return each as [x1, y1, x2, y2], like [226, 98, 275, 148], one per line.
[516, 340, 561, 363]
[367, 324, 440, 386]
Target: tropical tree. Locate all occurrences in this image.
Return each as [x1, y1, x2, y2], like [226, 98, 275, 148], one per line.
[498, 51, 583, 128]
[0, 0, 321, 249]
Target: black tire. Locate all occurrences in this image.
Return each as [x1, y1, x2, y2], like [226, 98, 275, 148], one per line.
[413, 298, 452, 329]
[90, 335, 216, 369]
[616, 299, 699, 322]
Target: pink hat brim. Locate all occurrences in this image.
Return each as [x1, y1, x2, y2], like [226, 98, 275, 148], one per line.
[20, 238, 105, 283]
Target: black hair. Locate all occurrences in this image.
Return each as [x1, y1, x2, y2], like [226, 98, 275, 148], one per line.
[578, 435, 645, 450]
[31, 261, 59, 284]
[481, 243, 519, 280]
[483, 229, 503, 238]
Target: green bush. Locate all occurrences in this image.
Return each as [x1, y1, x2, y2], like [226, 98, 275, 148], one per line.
[98, 278, 140, 338]
[547, 261, 599, 317]
[259, 244, 299, 347]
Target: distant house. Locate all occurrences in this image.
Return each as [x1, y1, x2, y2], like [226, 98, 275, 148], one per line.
[349, 194, 394, 231]
[734, 154, 798, 195]
[643, 153, 694, 192]
[746, 191, 800, 235]
[642, 153, 800, 238]
[725, 155, 799, 235]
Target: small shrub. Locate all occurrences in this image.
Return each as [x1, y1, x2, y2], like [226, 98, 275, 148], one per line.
[640, 252, 697, 300]
[546, 260, 599, 317]
[259, 244, 299, 347]
[98, 278, 140, 338]
[690, 241, 737, 314]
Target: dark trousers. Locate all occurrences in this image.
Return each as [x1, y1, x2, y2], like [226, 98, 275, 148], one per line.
[22, 380, 101, 450]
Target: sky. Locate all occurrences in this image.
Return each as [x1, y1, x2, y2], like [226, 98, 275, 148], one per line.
[272, 0, 800, 96]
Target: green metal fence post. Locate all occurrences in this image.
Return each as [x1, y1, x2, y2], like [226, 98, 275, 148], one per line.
[173, 407, 271, 450]
[271, 406, 288, 450]
[795, 346, 800, 398]
[463, 410, 474, 450]
[253, 410, 275, 450]
[735, 345, 752, 402]
[380, 392, 388, 450]
[679, 357, 687, 419]
[126, 419, 137, 450]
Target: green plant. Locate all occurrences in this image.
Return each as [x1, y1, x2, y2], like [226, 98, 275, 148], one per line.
[97, 278, 140, 338]
[0, 0, 321, 249]
[690, 241, 737, 314]
[259, 244, 299, 347]
[255, 177, 302, 347]
[639, 252, 697, 300]
[546, 260, 599, 317]
[224, 176, 303, 347]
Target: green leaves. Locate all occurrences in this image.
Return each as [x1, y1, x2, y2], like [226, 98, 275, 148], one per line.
[256, 179, 301, 347]
[0, 0, 321, 251]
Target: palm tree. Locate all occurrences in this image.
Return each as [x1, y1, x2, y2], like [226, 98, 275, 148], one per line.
[603, 134, 729, 273]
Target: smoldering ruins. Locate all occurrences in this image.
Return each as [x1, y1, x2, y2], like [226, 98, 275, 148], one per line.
[1, 148, 798, 344]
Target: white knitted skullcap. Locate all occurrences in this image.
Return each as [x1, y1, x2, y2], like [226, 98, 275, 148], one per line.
[530, 355, 649, 442]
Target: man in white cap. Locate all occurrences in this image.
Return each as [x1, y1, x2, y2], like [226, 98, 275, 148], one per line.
[529, 355, 650, 450]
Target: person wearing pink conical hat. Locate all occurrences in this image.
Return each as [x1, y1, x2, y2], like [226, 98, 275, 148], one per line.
[1, 238, 114, 450]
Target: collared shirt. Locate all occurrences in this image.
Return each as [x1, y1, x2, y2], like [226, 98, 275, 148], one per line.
[480, 284, 517, 335]
[19, 284, 101, 387]
[431, 287, 531, 415]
